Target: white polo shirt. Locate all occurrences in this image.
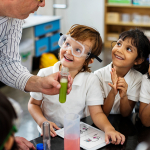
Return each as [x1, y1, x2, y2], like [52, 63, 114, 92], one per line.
[139, 74, 150, 104]
[94, 63, 142, 114]
[30, 61, 103, 130]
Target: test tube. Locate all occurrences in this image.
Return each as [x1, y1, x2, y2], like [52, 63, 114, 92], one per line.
[43, 122, 51, 150]
[59, 67, 69, 103]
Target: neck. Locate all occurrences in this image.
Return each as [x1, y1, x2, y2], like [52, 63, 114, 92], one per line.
[113, 64, 132, 77]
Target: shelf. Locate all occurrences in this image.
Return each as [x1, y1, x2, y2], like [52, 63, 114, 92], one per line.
[106, 3, 150, 8]
[106, 22, 150, 27]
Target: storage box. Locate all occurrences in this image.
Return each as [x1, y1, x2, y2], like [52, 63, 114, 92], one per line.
[108, 0, 131, 4]
[106, 13, 120, 23]
[19, 39, 34, 72]
[107, 33, 119, 41]
[133, 0, 150, 6]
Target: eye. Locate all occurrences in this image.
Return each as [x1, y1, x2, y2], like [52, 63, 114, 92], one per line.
[75, 49, 82, 53]
[117, 42, 121, 46]
[65, 42, 70, 47]
[127, 47, 132, 52]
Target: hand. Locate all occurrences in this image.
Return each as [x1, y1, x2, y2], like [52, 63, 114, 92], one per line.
[108, 68, 118, 95]
[41, 121, 60, 137]
[15, 136, 36, 150]
[40, 72, 73, 95]
[105, 127, 125, 145]
[117, 77, 128, 98]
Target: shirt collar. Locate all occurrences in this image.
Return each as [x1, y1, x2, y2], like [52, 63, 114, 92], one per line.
[104, 62, 132, 84]
[53, 61, 84, 86]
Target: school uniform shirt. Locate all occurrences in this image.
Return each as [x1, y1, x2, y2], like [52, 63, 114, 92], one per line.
[94, 62, 142, 114]
[0, 17, 32, 91]
[139, 74, 150, 104]
[30, 61, 103, 131]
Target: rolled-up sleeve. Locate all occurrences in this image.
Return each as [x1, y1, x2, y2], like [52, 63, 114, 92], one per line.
[0, 17, 33, 91]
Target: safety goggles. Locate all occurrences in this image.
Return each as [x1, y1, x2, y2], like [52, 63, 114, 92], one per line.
[58, 34, 102, 62]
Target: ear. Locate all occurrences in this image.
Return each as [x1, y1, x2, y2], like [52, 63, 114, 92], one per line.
[134, 58, 144, 65]
[89, 59, 94, 65]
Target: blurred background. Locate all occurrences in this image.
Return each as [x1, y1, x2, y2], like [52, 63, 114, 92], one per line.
[1, 0, 150, 141]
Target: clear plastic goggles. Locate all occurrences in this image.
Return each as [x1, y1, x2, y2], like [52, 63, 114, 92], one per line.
[58, 34, 91, 58]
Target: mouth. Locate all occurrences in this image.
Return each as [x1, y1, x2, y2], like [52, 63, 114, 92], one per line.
[115, 54, 124, 60]
[64, 55, 73, 62]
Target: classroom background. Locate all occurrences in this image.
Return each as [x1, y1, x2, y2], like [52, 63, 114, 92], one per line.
[0, 0, 150, 141]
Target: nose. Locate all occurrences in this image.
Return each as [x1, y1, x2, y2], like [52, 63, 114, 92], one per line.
[66, 48, 72, 55]
[38, 0, 45, 7]
[116, 45, 124, 54]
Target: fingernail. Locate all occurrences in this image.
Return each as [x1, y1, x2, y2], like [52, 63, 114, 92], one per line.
[57, 84, 61, 88]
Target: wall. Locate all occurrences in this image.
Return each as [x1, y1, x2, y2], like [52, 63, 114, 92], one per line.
[37, 0, 105, 41]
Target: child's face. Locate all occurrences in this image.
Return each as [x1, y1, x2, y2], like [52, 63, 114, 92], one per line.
[60, 39, 92, 72]
[112, 38, 138, 69]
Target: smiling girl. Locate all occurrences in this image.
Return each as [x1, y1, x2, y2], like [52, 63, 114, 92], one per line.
[28, 24, 125, 145]
[94, 29, 150, 117]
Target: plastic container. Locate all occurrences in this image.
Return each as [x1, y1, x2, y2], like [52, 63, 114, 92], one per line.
[64, 113, 80, 150]
[121, 13, 130, 22]
[19, 39, 33, 72]
[142, 15, 150, 24]
[132, 13, 142, 24]
[59, 67, 69, 103]
[37, 143, 44, 150]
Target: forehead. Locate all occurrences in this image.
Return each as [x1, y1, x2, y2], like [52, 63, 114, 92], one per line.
[120, 38, 136, 47]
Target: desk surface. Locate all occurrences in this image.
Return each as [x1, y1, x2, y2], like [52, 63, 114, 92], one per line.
[30, 114, 150, 150]
[23, 15, 61, 29]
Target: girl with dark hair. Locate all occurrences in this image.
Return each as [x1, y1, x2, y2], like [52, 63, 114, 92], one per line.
[0, 92, 18, 150]
[95, 28, 150, 117]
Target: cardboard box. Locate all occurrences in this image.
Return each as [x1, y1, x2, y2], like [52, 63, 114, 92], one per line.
[106, 12, 120, 23]
[107, 33, 119, 41]
[108, 0, 131, 4]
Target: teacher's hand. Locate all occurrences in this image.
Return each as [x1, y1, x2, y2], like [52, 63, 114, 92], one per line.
[25, 72, 73, 95]
[15, 136, 35, 150]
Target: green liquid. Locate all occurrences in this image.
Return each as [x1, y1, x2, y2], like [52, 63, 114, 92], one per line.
[59, 78, 68, 103]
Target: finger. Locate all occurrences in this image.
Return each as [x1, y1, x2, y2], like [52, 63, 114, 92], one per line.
[117, 83, 126, 88]
[21, 137, 35, 149]
[67, 86, 72, 94]
[120, 134, 125, 145]
[110, 135, 116, 144]
[115, 134, 121, 145]
[108, 83, 114, 89]
[52, 79, 61, 89]
[50, 126, 57, 136]
[105, 134, 110, 144]
[117, 87, 126, 92]
[53, 123, 60, 130]
[50, 131, 55, 137]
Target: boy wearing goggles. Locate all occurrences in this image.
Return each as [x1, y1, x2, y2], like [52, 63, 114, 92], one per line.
[29, 24, 125, 145]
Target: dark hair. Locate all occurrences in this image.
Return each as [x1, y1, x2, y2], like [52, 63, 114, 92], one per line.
[0, 92, 17, 148]
[119, 28, 150, 75]
[67, 24, 102, 72]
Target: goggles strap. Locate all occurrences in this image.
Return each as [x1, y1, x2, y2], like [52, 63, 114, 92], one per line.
[89, 53, 102, 63]
[0, 125, 17, 150]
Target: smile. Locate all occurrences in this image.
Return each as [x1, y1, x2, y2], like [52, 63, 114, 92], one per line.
[64, 55, 73, 61]
[115, 54, 124, 60]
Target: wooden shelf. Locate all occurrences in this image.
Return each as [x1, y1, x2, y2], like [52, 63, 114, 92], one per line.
[104, 0, 150, 48]
[106, 3, 150, 8]
[106, 22, 150, 27]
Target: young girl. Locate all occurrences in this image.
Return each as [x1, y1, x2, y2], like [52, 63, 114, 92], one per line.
[28, 24, 125, 145]
[94, 29, 150, 117]
[139, 55, 150, 127]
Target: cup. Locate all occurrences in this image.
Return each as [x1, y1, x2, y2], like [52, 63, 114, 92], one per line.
[64, 113, 80, 150]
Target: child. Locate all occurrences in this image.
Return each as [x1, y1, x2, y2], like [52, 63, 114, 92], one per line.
[139, 55, 150, 127]
[28, 24, 125, 145]
[94, 29, 150, 117]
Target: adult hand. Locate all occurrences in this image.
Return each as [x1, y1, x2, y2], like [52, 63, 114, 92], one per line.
[25, 72, 73, 95]
[15, 136, 35, 150]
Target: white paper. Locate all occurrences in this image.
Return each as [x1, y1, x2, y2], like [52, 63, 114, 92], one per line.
[56, 122, 108, 150]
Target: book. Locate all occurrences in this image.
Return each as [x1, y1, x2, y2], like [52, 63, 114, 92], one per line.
[56, 122, 108, 150]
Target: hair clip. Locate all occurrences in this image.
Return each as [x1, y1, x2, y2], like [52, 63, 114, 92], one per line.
[38, 0, 43, 2]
